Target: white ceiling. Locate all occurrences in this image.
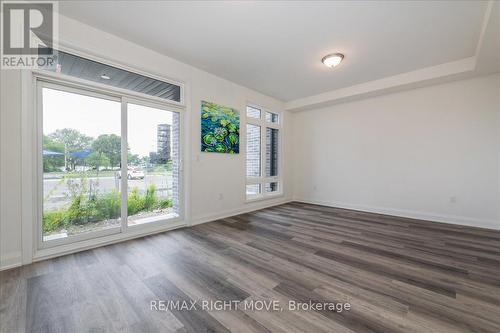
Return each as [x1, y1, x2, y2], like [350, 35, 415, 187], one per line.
[59, 1, 489, 102]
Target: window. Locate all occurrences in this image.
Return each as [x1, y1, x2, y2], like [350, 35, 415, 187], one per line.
[265, 111, 279, 123]
[245, 105, 281, 199]
[246, 106, 261, 119]
[38, 54, 183, 246]
[246, 124, 261, 177]
[265, 128, 279, 177]
[265, 182, 279, 193]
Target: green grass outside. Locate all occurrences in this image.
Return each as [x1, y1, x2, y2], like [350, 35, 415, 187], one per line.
[43, 184, 173, 234]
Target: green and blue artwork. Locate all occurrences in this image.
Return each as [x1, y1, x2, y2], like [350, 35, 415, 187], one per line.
[201, 101, 240, 154]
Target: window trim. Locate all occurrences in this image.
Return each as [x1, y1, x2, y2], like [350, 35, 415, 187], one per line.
[245, 103, 283, 201]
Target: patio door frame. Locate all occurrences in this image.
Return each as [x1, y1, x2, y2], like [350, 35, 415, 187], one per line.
[22, 65, 187, 263]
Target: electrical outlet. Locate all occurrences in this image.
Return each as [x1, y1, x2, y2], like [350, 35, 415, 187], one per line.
[449, 196, 457, 203]
[218, 193, 224, 200]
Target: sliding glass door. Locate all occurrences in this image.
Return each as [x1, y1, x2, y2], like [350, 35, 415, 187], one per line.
[40, 81, 181, 245]
[126, 103, 180, 226]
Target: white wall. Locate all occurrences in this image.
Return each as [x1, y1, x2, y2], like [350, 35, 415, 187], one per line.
[292, 74, 500, 230]
[0, 70, 23, 268]
[0, 15, 293, 269]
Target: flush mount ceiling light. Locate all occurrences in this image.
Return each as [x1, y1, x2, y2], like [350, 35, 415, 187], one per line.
[322, 53, 344, 68]
[100, 73, 111, 80]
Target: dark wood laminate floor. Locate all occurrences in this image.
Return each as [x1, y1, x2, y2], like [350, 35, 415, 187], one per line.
[2, 202, 500, 333]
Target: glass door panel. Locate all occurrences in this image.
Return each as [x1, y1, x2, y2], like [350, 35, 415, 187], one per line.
[127, 103, 179, 226]
[42, 87, 122, 242]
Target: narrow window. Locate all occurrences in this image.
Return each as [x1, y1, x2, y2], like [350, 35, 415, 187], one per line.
[245, 105, 281, 199]
[246, 124, 261, 178]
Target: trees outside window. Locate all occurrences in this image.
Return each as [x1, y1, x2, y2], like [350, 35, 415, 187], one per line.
[42, 86, 179, 241]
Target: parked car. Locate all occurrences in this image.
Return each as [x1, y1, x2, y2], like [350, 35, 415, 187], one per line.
[117, 167, 145, 180]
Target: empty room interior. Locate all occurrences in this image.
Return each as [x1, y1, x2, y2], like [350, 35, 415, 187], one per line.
[1, 1, 500, 332]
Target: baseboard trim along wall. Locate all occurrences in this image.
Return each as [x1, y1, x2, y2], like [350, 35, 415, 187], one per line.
[0, 251, 22, 271]
[190, 198, 292, 226]
[3, 197, 495, 271]
[0, 199, 292, 271]
[293, 198, 500, 231]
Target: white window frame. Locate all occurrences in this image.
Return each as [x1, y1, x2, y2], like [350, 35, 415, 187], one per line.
[21, 45, 188, 263]
[245, 104, 282, 201]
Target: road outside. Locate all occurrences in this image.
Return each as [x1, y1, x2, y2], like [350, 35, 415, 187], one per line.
[44, 173, 173, 210]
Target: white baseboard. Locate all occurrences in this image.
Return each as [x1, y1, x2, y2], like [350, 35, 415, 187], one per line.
[293, 197, 500, 231]
[0, 199, 292, 271]
[0, 251, 22, 271]
[191, 198, 292, 226]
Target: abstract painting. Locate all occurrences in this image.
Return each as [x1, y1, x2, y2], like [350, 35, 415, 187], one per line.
[201, 101, 240, 154]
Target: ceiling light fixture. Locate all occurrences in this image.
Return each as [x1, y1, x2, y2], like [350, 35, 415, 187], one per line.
[100, 73, 111, 80]
[322, 53, 344, 68]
